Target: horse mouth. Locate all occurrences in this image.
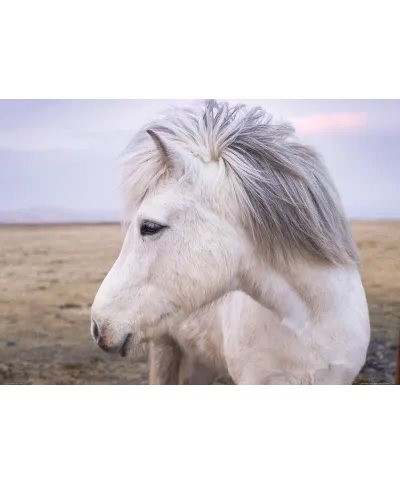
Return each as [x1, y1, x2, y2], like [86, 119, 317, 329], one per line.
[119, 333, 133, 357]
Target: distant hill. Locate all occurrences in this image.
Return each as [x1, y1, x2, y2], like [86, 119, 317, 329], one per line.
[0, 208, 121, 224]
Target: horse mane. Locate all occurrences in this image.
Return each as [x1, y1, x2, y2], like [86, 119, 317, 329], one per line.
[120, 99, 359, 267]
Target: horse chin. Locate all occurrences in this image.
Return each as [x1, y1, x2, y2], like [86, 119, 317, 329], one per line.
[128, 311, 175, 356]
[125, 310, 187, 363]
[140, 313, 173, 339]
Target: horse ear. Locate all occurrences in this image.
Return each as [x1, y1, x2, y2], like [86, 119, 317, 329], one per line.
[146, 129, 185, 178]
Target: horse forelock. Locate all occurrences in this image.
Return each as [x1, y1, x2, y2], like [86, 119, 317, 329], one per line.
[120, 99, 359, 267]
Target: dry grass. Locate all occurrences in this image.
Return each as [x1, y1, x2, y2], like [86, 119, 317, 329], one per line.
[0, 221, 399, 384]
[352, 221, 400, 340]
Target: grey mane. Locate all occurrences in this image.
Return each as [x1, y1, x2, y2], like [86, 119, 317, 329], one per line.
[121, 99, 359, 267]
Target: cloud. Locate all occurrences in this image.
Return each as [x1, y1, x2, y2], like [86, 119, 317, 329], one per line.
[0, 128, 134, 153]
[0, 128, 93, 151]
[0, 99, 190, 152]
[1, 102, 396, 152]
[292, 112, 368, 134]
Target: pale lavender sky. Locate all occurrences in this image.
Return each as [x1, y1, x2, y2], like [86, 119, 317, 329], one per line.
[1, 99, 399, 220]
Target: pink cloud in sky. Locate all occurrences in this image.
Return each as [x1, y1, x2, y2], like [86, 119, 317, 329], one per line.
[292, 112, 368, 134]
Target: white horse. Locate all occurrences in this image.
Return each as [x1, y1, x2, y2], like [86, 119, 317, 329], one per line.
[91, 100, 370, 385]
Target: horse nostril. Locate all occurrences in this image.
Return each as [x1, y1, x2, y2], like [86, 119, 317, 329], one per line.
[92, 319, 100, 342]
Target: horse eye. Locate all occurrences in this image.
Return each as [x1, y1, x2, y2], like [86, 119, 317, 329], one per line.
[140, 221, 165, 236]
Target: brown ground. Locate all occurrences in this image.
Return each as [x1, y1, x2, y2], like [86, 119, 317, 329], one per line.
[0, 222, 399, 385]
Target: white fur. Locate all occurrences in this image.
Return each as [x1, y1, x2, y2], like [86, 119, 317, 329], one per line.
[91, 100, 370, 385]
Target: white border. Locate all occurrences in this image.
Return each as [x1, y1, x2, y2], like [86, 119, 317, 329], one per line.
[1, 1, 399, 99]
[1, 387, 398, 485]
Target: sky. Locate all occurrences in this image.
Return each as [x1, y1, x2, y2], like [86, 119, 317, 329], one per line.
[0, 99, 399, 221]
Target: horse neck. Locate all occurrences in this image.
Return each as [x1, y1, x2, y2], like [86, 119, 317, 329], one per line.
[241, 255, 363, 326]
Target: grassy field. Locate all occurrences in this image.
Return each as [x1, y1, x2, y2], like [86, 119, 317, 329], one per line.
[0, 222, 399, 384]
